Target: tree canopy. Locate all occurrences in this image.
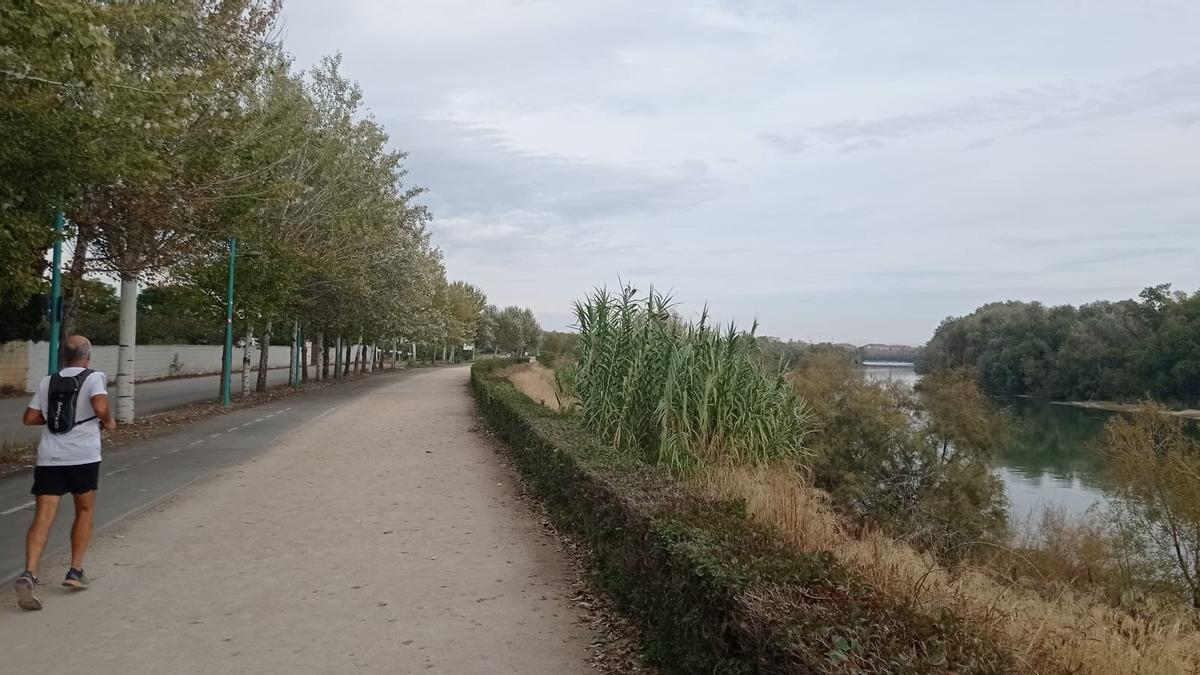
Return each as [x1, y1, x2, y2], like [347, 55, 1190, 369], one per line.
[917, 285, 1200, 403]
[1, 0, 494, 371]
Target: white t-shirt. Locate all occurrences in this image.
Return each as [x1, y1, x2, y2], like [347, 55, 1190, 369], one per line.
[27, 367, 107, 466]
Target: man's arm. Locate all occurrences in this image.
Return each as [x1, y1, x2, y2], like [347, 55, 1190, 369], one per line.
[22, 407, 44, 426]
[92, 393, 116, 430]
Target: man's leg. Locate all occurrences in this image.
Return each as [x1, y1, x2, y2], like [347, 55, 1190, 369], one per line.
[69, 490, 95, 571]
[25, 494, 61, 576]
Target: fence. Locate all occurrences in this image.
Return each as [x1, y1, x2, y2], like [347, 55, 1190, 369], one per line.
[0, 341, 344, 392]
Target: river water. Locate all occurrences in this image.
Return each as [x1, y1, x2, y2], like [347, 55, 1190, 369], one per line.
[862, 362, 1110, 525]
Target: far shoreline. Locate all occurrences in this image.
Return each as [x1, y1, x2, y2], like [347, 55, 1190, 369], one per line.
[1050, 399, 1200, 421]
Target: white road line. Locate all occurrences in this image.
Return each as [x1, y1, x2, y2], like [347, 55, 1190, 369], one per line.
[168, 448, 182, 455]
[313, 405, 340, 422]
[254, 418, 265, 423]
[226, 427, 240, 433]
[1, 501, 35, 516]
[104, 468, 128, 477]
[189, 440, 204, 447]
[209, 433, 222, 439]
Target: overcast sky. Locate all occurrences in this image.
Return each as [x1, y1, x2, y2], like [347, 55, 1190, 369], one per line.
[280, 0, 1200, 345]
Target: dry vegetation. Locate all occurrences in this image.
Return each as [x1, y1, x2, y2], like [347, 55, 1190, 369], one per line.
[500, 362, 572, 411]
[513, 363, 1200, 672]
[698, 465, 1200, 675]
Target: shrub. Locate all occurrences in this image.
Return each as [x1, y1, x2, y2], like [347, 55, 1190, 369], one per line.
[472, 360, 1020, 673]
[792, 353, 1008, 555]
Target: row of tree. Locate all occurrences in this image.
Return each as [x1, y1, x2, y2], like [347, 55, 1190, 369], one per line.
[1, 1, 498, 421]
[918, 285, 1200, 403]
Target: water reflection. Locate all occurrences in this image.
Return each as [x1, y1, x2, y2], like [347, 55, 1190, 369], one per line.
[862, 362, 1109, 522]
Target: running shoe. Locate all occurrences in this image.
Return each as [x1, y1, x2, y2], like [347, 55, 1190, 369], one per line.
[63, 568, 89, 589]
[15, 571, 41, 610]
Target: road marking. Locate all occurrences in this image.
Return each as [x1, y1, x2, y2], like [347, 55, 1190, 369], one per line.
[168, 447, 182, 455]
[254, 418, 265, 423]
[226, 427, 240, 433]
[104, 467, 128, 477]
[1, 501, 34, 516]
[313, 405, 340, 422]
[189, 440, 204, 447]
[209, 433, 222, 439]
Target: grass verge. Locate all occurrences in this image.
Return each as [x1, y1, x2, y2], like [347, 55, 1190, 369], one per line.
[472, 359, 1022, 674]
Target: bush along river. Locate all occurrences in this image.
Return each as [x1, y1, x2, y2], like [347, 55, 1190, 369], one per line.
[862, 362, 1111, 524]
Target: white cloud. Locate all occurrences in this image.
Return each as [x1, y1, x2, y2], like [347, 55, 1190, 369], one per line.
[280, 0, 1200, 344]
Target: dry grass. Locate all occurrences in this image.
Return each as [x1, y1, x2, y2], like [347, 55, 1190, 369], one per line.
[0, 438, 35, 474]
[697, 466, 1200, 675]
[500, 362, 574, 411]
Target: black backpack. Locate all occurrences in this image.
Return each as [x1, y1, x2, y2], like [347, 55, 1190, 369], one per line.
[46, 369, 98, 435]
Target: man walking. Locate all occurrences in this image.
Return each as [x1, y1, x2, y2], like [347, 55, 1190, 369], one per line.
[15, 335, 115, 610]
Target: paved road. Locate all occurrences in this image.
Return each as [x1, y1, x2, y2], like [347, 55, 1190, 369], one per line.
[0, 370, 389, 580]
[0, 369, 292, 446]
[0, 366, 598, 674]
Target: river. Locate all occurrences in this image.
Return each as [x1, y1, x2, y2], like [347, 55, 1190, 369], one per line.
[862, 362, 1110, 525]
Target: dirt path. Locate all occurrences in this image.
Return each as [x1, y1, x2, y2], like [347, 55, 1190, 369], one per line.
[0, 366, 600, 674]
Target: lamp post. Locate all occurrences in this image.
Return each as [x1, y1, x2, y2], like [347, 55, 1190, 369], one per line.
[220, 238, 237, 407]
[47, 208, 65, 374]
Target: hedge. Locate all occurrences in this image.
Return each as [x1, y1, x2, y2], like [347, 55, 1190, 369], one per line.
[471, 360, 1018, 674]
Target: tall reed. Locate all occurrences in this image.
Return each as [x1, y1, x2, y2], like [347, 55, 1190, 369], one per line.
[565, 285, 811, 472]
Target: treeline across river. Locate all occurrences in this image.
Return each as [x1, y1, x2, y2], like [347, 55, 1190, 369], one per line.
[917, 284, 1200, 404]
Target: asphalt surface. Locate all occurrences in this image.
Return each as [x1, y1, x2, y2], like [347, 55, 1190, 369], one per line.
[0, 370, 406, 582]
[0, 369, 293, 446]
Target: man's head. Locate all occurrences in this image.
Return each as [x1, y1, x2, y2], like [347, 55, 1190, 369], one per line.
[62, 335, 92, 367]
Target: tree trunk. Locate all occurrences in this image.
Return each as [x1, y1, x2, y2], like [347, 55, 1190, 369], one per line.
[343, 341, 352, 376]
[301, 334, 309, 383]
[256, 321, 271, 392]
[116, 277, 138, 423]
[287, 322, 297, 387]
[240, 327, 253, 398]
[59, 229, 92, 361]
[322, 336, 330, 380]
[334, 335, 342, 379]
[315, 331, 325, 381]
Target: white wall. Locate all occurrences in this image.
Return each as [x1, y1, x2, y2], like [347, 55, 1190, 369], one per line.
[19, 342, 311, 392]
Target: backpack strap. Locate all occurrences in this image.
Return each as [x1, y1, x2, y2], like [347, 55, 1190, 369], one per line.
[69, 369, 98, 428]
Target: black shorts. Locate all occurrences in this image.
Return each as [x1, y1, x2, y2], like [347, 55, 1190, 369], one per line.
[31, 462, 100, 496]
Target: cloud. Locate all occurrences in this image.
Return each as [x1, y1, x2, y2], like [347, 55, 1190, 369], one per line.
[401, 120, 714, 222]
[757, 132, 806, 155]
[761, 62, 1200, 151]
[279, 0, 1200, 344]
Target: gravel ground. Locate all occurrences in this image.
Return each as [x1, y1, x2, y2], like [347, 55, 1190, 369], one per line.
[0, 366, 606, 674]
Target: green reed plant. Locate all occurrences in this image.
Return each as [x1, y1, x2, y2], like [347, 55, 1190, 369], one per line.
[563, 284, 811, 472]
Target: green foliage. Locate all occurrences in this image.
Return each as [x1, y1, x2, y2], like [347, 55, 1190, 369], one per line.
[137, 284, 222, 344]
[0, 293, 46, 342]
[536, 330, 579, 368]
[1, 2, 484, 357]
[756, 336, 861, 374]
[919, 286, 1200, 404]
[491, 305, 541, 355]
[471, 360, 1018, 674]
[565, 285, 811, 472]
[793, 353, 1008, 555]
